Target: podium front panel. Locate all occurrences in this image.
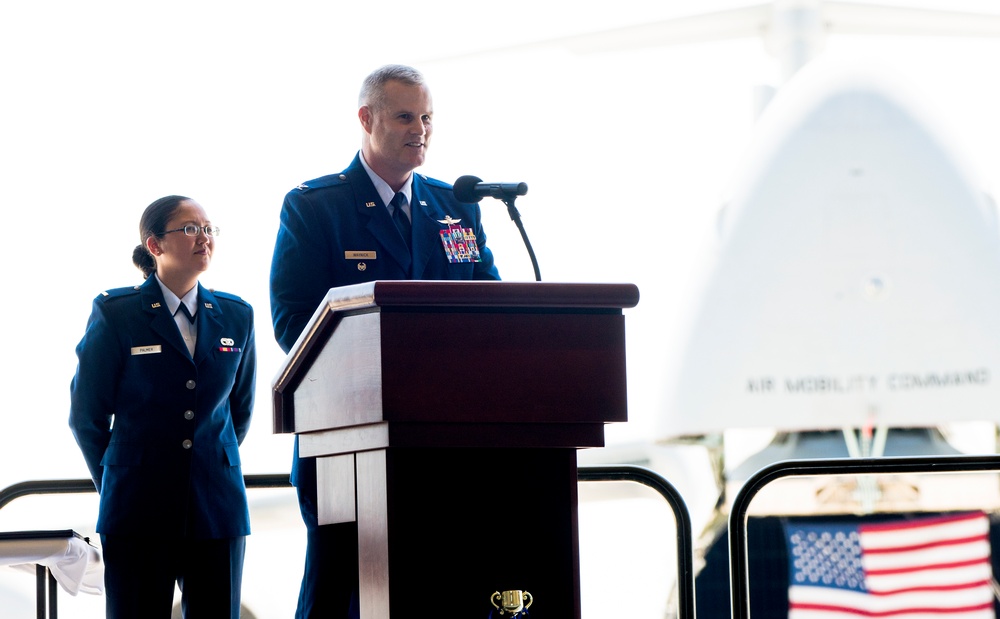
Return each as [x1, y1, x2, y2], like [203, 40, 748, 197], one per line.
[355, 447, 582, 619]
[290, 309, 627, 434]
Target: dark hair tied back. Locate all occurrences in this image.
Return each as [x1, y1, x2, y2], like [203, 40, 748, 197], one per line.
[133, 195, 190, 279]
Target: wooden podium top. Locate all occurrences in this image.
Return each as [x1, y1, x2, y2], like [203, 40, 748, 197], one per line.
[314, 280, 641, 309]
[272, 281, 639, 439]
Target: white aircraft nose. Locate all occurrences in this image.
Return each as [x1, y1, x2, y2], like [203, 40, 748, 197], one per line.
[662, 60, 1000, 439]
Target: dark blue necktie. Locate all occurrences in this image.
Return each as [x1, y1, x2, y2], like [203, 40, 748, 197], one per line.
[390, 192, 411, 250]
[175, 303, 196, 323]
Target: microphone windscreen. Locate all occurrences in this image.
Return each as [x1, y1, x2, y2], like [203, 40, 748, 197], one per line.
[453, 175, 484, 203]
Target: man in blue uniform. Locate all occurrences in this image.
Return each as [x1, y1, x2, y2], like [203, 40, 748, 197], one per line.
[269, 64, 500, 618]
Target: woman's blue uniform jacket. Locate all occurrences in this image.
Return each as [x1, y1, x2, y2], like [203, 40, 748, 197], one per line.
[69, 276, 256, 539]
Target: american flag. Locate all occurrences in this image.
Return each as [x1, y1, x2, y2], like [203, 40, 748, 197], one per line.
[784, 511, 996, 618]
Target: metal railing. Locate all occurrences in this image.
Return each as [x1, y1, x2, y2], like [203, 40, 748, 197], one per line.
[579, 465, 695, 619]
[0, 465, 695, 619]
[727, 454, 1000, 619]
[14, 454, 1000, 618]
[0, 474, 292, 512]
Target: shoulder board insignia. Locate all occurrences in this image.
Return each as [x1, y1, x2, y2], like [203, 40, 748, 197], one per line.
[293, 173, 351, 193]
[99, 285, 142, 300]
[211, 290, 251, 306]
[421, 175, 452, 190]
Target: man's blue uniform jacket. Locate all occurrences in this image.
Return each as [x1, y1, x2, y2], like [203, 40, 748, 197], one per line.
[270, 154, 500, 489]
[70, 276, 256, 539]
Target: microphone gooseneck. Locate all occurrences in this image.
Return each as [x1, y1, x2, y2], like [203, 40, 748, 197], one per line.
[454, 175, 541, 282]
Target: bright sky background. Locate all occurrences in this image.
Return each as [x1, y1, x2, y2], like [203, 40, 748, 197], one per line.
[3, 1, 1000, 614]
[3, 0, 1000, 486]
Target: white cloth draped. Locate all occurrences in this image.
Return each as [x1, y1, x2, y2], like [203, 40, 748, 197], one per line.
[0, 535, 104, 596]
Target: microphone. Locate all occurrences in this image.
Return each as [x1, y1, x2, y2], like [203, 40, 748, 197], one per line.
[453, 175, 528, 203]
[452, 173, 541, 282]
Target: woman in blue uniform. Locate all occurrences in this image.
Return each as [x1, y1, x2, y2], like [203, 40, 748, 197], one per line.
[69, 195, 256, 618]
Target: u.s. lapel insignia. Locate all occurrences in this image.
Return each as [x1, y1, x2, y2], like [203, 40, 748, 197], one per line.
[151, 302, 162, 309]
[419, 200, 427, 206]
[365, 201, 377, 208]
[203, 303, 214, 309]
[439, 219, 482, 264]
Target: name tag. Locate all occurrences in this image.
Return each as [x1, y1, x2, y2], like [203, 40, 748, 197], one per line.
[346, 251, 376, 260]
[131, 345, 162, 355]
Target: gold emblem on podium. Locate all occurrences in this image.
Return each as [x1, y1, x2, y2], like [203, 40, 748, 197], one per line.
[490, 590, 533, 616]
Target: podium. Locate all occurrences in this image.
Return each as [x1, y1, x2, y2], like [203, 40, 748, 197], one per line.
[273, 281, 638, 618]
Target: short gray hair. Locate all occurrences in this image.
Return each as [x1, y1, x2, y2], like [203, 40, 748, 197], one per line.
[359, 64, 426, 112]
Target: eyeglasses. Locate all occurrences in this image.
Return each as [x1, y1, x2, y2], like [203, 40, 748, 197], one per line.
[160, 224, 221, 237]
